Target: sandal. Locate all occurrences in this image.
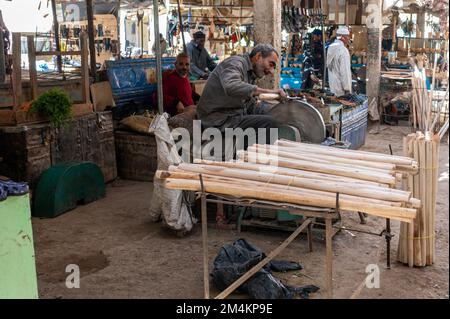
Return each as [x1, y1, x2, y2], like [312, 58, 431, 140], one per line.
[0, 180, 29, 196]
[0, 186, 7, 201]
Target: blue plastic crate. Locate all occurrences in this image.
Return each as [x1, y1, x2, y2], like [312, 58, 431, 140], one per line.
[341, 98, 369, 150]
[106, 58, 176, 109]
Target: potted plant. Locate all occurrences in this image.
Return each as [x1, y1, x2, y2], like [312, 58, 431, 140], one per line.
[29, 88, 72, 128]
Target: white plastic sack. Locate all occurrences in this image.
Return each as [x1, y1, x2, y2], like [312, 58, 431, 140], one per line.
[149, 114, 196, 233]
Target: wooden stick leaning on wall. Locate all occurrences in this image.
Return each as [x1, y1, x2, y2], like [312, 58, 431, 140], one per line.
[12, 33, 22, 111]
[27, 35, 38, 100]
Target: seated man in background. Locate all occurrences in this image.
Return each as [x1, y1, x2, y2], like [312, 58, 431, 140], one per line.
[187, 31, 217, 79]
[162, 53, 199, 117]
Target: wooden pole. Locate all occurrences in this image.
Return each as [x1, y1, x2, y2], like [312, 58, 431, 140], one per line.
[253, 0, 282, 89]
[153, 0, 164, 115]
[249, 144, 398, 171]
[365, 0, 382, 122]
[195, 159, 391, 188]
[86, 0, 97, 79]
[0, 30, 5, 83]
[51, 0, 62, 73]
[27, 35, 38, 101]
[175, 163, 411, 202]
[80, 32, 91, 106]
[12, 33, 22, 111]
[162, 176, 417, 222]
[201, 191, 209, 299]
[240, 152, 397, 185]
[276, 140, 416, 166]
[325, 215, 333, 298]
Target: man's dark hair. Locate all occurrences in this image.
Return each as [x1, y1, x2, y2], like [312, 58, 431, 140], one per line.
[193, 31, 206, 39]
[176, 52, 190, 60]
[249, 44, 279, 59]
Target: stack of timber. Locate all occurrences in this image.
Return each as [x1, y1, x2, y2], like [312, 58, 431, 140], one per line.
[157, 140, 420, 224]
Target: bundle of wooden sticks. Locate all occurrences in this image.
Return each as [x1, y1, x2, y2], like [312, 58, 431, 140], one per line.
[397, 132, 441, 267]
[157, 140, 420, 224]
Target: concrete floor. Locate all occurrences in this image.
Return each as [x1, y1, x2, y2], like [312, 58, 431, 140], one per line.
[32, 125, 449, 299]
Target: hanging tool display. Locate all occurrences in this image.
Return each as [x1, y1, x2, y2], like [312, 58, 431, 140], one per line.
[137, 9, 145, 58]
[177, 0, 187, 53]
[282, 5, 326, 33]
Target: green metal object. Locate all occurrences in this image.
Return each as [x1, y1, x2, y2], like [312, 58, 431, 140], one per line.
[33, 162, 105, 218]
[278, 125, 301, 142]
[277, 210, 302, 222]
[0, 194, 39, 299]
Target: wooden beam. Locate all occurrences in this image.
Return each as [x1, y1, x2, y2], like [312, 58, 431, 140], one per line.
[80, 32, 91, 106]
[27, 35, 38, 101]
[365, 0, 382, 122]
[86, 0, 97, 79]
[12, 33, 22, 110]
[253, 0, 281, 89]
[51, 0, 62, 73]
[35, 51, 82, 56]
[335, 0, 339, 24]
[0, 30, 5, 83]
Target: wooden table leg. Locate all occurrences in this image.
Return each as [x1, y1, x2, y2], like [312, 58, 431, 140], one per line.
[325, 216, 333, 299]
[307, 221, 313, 252]
[201, 194, 209, 299]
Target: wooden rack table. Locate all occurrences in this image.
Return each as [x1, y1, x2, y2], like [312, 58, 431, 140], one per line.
[199, 192, 340, 299]
[198, 187, 395, 299]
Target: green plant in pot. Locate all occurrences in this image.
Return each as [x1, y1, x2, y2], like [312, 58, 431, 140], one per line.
[29, 88, 72, 127]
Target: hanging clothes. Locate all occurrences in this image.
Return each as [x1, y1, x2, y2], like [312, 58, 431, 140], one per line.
[326, 39, 352, 97]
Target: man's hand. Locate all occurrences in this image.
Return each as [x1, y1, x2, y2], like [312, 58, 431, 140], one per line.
[277, 89, 288, 100]
[176, 101, 185, 114]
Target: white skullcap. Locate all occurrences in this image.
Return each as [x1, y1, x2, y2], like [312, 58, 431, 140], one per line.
[336, 26, 350, 36]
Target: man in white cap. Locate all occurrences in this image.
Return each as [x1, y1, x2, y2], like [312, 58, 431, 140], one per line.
[326, 26, 352, 97]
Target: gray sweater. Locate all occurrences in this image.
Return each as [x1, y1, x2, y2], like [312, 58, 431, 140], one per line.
[197, 53, 258, 130]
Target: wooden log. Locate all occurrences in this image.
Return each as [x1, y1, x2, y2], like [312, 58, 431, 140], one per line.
[80, 32, 91, 106]
[194, 159, 391, 188]
[240, 151, 396, 186]
[27, 35, 38, 101]
[268, 144, 399, 171]
[164, 169, 404, 208]
[431, 134, 440, 264]
[412, 136, 422, 266]
[247, 148, 393, 176]
[425, 137, 433, 265]
[406, 135, 415, 267]
[12, 33, 22, 111]
[418, 137, 427, 266]
[249, 145, 397, 173]
[174, 163, 411, 203]
[275, 140, 416, 166]
[161, 176, 416, 223]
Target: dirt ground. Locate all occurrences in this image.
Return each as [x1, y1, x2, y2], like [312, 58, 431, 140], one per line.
[32, 125, 449, 299]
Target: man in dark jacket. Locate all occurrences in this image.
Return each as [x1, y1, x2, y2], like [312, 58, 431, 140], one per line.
[186, 31, 217, 79]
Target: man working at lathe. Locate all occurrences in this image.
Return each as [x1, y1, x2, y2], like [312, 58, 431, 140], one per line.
[196, 43, 286, 228]
[197, 43, 286, 143]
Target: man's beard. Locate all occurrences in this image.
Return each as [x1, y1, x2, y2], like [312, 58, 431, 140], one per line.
[254, 64, 265, 78]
